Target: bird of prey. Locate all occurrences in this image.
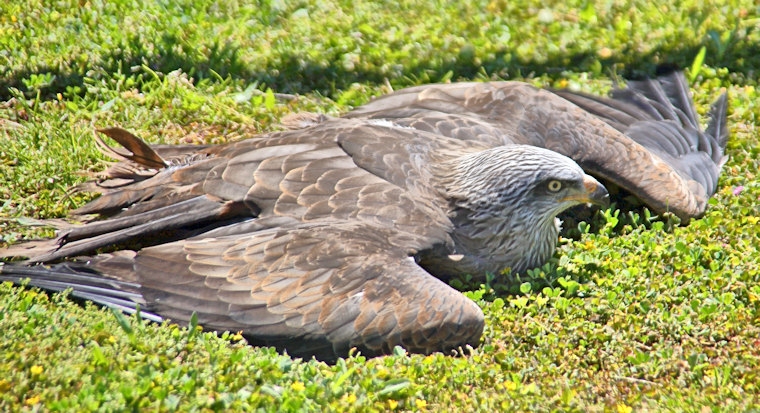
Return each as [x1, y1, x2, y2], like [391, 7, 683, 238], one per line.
[0, 70, 726, 361]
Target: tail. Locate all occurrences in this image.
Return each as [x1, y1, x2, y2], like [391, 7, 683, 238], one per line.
[0, 261, 163, 323]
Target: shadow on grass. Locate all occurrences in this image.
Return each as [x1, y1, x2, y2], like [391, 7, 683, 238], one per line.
[1, 28, 759, 101]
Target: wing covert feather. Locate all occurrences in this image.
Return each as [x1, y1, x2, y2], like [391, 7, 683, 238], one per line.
[100, 223, 482, 360]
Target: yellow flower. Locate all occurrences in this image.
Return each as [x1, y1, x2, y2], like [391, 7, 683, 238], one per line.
[345, 393, 357, 404]
[617, 403, 632, 413]
[504, 381, 518, 391]
[291, 381, 305, 392]
[25, 395, 40, 405]
[415, 399, 427, 409]
[30, 365, 43, 375]
[232, 331, 244, 341]
[388, 400, 398, 410]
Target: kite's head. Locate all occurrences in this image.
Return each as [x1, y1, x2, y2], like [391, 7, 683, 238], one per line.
[437, 144, 609, 275]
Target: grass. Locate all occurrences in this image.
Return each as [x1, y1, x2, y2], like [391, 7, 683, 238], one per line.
[1, 0, 760, 411]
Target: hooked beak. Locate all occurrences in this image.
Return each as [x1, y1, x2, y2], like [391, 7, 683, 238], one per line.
[561, 175, 610, 208]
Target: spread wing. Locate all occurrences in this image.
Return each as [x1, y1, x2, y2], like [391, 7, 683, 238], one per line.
[11, 118, 470, 262]
[117, 222, 483, 360]
[0, 222, 484, 361]
[552, 72, 728, 198]
[346, 71, 728, 220]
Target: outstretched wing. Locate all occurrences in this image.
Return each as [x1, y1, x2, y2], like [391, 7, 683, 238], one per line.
[1, 222, 485, 361]
[10, 118, 469, 262]
[552, 71, 728, 199]
[347, 72, 728, 220]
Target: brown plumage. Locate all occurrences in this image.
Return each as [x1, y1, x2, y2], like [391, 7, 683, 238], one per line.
[0, 71, 725, 361]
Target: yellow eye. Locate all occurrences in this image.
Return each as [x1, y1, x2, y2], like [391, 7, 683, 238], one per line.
[547, 180, 562, 192]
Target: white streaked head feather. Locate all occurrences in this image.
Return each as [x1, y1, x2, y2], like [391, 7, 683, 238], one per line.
[430, 144, 598, 276]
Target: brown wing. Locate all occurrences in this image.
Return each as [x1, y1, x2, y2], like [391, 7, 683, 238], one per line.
[346, 72, 728, 220]
[17, 118, 475, 262]
[553, 72, 728, 198]
[20, 222, 481, 361]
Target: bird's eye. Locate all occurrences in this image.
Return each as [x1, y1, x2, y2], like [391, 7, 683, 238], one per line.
[547, 180, 562, 192]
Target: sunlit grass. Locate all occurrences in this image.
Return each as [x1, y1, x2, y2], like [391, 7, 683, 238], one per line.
[1, 0, 759, 411]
